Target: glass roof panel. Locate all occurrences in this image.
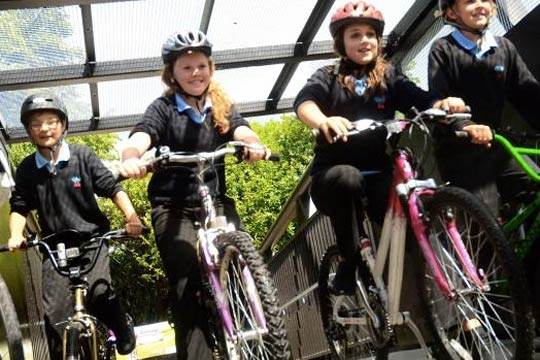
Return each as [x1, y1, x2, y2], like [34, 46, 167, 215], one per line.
[282, 59, 336, 99]
[98, 77, 165, 118]
[208, 0, 317, 50]
[0, 6, 85, 71]
[0, 84, 92, 129]
[213, 65, 284, 103]
[91, 0, 205, 61]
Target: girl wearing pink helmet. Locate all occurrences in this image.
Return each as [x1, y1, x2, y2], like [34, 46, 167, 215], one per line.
[294, 0, 466, 294]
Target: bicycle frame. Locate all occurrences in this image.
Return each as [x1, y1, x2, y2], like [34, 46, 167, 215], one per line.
[494, 133, 540, 258]
[1, 230, 134, 360]
[63, 284, 100, 360]
[335, 120, 488, 330]
[159, 147, 270, 343]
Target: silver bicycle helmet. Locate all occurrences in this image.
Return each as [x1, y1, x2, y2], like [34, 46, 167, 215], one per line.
[161, 30, 213, 64]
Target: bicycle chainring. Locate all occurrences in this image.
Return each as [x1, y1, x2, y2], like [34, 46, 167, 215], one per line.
[367, 292, 392, 348]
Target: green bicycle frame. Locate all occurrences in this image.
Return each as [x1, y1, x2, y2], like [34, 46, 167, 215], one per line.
[495, 133, 540, 259]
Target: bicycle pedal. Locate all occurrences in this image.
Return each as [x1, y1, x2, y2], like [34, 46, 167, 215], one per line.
[337, 308, 362, 318]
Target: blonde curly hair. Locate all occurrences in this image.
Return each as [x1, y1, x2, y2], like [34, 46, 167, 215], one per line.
[161, 56, 233, 134]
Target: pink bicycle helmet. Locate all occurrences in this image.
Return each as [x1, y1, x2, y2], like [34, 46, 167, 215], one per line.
[330, 1, 385, 37]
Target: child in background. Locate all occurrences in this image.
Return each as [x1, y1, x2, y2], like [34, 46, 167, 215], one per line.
[8, 92, 143, 359]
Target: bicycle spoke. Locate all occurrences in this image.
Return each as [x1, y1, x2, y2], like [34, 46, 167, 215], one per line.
[420, 187, 532, 360]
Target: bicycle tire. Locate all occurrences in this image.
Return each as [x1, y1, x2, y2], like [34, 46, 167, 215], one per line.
[213, 231, 290, 359]
[419, 186, 534, 360]
[318, 245, 389, 360]
[65, 325, 82, 360]
[95, 321, 116, 360]
[0, 274, 24, 360]
[65, 322, 96, 360]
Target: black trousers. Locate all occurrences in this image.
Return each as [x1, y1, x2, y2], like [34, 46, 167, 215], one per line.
[43, 246, 130, 360]
[151, 196, 242, 360]
[437, 143, 536, 216]
[310, 164, 392, 263]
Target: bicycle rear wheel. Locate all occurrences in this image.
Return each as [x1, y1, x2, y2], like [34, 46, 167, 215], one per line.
[0, 274, 24, 360]
[318, 245, 389, 360]
[213, 231, 289, 359]
[419, 186, 533, 360]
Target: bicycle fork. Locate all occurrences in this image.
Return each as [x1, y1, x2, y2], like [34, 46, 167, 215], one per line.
[200, 231, 269, 345]
[63, 286, 99, 360]
[409, 189, 489, 296]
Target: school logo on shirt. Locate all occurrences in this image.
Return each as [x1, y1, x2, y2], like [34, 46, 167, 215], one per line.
[374, 95, 385, 110]
[494, 65, 505, 80]
[70, 176, 81, 188]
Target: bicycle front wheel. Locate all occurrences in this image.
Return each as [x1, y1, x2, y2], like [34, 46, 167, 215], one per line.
[214, 231, 289, 359]
[64, 322, 94, 360]
[318, 245, 389, 360]
[0, 274, 24, 360]
[419, 186, 533, 360]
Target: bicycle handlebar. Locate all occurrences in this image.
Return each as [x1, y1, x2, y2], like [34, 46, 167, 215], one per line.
[150, 141, 280, 166]
[312, 108, 472, 143]
[110, 141, 280, 180]
[0, 228, 149, 277]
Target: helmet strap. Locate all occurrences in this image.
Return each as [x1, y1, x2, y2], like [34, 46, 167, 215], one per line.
[178, 85, 210, 113]
[33, 134, 65, 176]
[447, 19, 486, 36]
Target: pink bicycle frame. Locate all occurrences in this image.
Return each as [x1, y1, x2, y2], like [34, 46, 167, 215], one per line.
[390, 128, 487, 299]
[197, 184, 269, 342]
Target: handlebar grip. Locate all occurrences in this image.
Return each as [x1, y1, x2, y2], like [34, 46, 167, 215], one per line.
[268, 153, 280, 162]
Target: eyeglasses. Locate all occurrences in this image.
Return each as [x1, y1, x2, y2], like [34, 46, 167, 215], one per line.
[29, 120, 60, 131]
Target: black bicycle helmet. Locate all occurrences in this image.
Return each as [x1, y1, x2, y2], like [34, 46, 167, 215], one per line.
[438, 0, 455, 14]
[20, 92, 68, 129]
[161, 30, 213, 64]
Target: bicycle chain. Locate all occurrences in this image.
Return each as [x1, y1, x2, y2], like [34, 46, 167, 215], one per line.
[367, 292, 393, 348]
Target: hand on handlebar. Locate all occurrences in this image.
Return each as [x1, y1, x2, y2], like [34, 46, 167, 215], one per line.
[118, 157, 148, 179]
[462, 124, 492, 147]
[318, 116, 353, 144]
[7, 235, 26, 252]
[433, 97, 467, 113]
[243, 144, 271, 163]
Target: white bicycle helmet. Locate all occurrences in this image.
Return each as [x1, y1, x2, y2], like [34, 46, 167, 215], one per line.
[161, 30, 213, 64]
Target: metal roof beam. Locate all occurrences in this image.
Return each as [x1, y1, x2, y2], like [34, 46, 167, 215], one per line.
[80, 4, 101, 129]
[0, 41, 335, 91]
[385, 0, 439, 63]
[4, 98, 296, 143]
[199, 0, 215, 34]
[0, 0, 138, 10]
[265, 0, 335, 112]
